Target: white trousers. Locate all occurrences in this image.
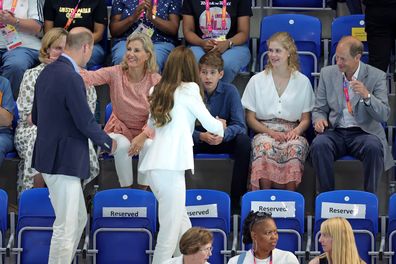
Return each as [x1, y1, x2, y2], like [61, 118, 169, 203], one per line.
[109, 133, 133, 187]
[42, 173, 87, 264]
[147, 170, 192, 264]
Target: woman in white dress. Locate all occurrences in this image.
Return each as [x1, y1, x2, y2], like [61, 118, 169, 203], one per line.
[228, 211, 299, 264]
[138, 46, 224, 264]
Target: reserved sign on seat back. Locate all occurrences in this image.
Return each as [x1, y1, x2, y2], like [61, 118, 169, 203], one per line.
[250, 201, 296, 218]
[321, 202, 366, 219]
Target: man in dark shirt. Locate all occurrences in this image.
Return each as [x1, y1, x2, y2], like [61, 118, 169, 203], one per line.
[194, 51, 251, 212]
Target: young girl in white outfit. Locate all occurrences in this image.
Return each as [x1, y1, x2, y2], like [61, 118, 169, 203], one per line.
[138, 46, 224, 264]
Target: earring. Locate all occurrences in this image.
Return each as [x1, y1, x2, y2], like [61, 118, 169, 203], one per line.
[253, 240, 258, 253]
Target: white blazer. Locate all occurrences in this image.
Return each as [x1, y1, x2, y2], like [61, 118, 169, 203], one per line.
[139, 82, 224, 174]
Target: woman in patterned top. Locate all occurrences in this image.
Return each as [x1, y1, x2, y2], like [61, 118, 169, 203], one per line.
[15, 27, 100, 194]
[80, 32, 161, 188]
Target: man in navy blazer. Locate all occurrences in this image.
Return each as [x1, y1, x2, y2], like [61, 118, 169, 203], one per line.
[32, 27, 116, 264]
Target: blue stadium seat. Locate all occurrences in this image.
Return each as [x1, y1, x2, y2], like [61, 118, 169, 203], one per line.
[386, 193, 396, 263]
[259, 14, 321, 88]
[90, 189, 157, 264]
[313, 190, 378, 263]
[15, 188, 55, 264]
[105, 102, 112, 124]
[240, 190, 305, 260]
[270, 0, 325, 8]
[330, 15, 368, 64]
[0, 189, 7, 258]
[186, 189, 231, 264]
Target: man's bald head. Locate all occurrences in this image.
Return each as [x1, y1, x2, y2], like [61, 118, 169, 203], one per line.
[338, 36, 364, 58]
[65, 27, 94, 51]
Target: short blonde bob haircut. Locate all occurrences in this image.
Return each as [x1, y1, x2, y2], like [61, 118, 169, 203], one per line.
[120, 32, 157, 73]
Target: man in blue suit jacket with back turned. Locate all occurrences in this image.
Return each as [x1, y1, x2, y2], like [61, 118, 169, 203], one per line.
[32, 27, 117, 264]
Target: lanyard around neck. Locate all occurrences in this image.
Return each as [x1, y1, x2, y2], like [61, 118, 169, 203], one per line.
[0, 0, 19, 13]
[64, 0, 82, 30]
[342, 75, 353, 114]
[205, 0, 227, 33]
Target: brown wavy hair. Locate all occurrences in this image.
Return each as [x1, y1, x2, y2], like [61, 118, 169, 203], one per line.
[265, 31, 300, 73]
[149, 46, 201, 127]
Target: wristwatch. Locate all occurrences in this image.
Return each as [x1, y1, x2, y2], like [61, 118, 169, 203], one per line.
[14, 17, 20, 29]
[228, 39, 234, 49]
[363, 93, 371, 106]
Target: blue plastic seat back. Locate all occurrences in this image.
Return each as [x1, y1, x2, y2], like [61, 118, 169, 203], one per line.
[241, 190, 304, 253]
[259, 14, 321, 86]
[0, 189, 7, 244]
[387, 193, 396, 263]
[186, 189, 230, 264]
[331, 15, 368, 64]
[17, 188, 55, 264]
[105, 102, 112, 124]
[272, 0, 324, 8]
[92, 189, 157, 264]
[314, 190, 378, 263]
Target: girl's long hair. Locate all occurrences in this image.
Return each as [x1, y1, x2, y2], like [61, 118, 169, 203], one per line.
[149, 46, 201, 127]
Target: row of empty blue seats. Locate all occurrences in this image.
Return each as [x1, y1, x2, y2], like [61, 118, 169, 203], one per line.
[2, 188, 396, 263]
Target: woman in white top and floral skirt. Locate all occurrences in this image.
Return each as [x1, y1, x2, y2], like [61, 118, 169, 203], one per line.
[241, 32, 315, 191]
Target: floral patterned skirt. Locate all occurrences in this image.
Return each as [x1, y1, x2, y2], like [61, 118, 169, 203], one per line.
[250, 119, 309, 190]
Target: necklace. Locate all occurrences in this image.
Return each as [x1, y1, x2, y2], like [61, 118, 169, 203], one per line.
[273, 74, 289, 97]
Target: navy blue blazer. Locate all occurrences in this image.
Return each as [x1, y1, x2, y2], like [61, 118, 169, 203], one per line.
[32, 56, 112, 179]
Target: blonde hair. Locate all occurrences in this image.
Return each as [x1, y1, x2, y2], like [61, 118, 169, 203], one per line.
[39, 27, 68, 63]
[179, 227, 213, 255]
[149, 46, 201, 127]
[120, 32, 157, 73]
[320, 217, 365, 264]
[264, 32, 300, 73]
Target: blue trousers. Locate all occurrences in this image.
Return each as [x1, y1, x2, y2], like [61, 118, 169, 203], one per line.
[0, 47, 39, 98]
[111, 40, 175, 72]
[309, 127, 384, 193]
[86, 44, 105, 69]
[0, 130, 14, 167]
[190, 44, 251, 83]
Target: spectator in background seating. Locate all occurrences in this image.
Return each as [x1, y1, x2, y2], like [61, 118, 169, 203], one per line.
[109, 0, 181, 71]
[194, 51, 250, 212]
[0, 76, 14, 168]
[309, 217, 365, 264]
[80, 32, 160, 188]
[182, 0, 252, 83]
[241, 32, 314, 191]
[0, 0, 43, 98]
[364, 0, 396, 72]
[228, 211, 299, 263]
[309, 36, 393, 193]
[15, 28, 100, 194]
[44, 0, 108, 69]
[164, 227, 213, 264]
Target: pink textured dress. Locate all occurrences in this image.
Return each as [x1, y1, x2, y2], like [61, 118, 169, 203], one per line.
[81, 65, 161, 141]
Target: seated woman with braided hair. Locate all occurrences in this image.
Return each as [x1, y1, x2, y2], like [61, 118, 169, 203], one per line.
[228, 211, 299, 264]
